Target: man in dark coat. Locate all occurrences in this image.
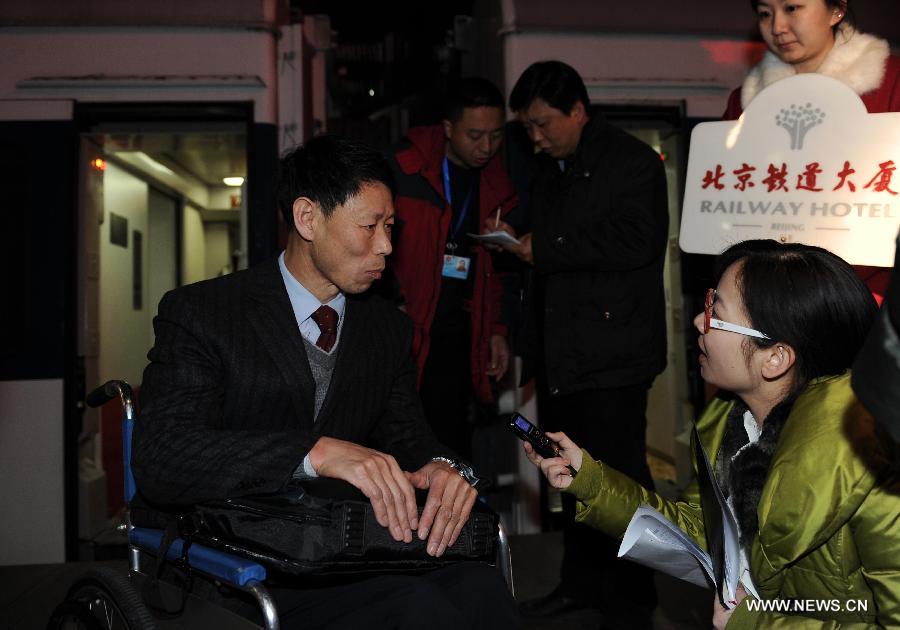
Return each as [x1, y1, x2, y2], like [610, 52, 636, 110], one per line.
[132, 135, 519, 629]
[498, 61, 669, 627]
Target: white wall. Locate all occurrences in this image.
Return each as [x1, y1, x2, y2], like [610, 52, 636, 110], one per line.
[147, 188, 178, 339]
[0, 379, 64, 565]
[100, 162, 151, 387]
[208, 185, 240, 209]
[182, 205, 207, 286]
[503, 32, 764, 118]
[204, 223, 232, 278]
[115, 151, 210, 210]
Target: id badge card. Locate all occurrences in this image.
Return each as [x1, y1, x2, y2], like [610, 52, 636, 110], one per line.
[442, 254, 470, 280]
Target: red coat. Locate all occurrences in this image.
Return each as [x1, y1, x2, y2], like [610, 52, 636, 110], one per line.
[390, 125, 517, 403]
[722, 55, 900, 304]
[723, 56, 900, 120]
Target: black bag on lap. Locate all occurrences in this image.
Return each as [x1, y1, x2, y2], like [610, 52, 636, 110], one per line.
[133, 478, 498, 576]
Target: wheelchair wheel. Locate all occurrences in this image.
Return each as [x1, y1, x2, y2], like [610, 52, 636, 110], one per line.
[47, 567, 156, 630]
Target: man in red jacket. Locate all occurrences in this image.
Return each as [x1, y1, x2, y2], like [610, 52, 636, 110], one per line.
[388, 78, 517, 458]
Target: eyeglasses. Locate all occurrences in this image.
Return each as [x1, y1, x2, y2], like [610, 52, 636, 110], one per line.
[704, 288, 770, 340]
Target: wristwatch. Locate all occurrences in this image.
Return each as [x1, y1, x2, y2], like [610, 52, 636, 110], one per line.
[431, 456, 484, 489]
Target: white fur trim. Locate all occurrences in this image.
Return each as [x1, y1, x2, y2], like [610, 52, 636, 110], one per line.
[741, 26, 889, 109]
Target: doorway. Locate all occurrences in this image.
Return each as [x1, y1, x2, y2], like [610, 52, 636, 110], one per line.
[76, 115, 249, 556]
[600, 105, 694, 489]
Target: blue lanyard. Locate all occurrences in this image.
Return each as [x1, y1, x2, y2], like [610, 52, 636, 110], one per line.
[442, 156, 474, 244]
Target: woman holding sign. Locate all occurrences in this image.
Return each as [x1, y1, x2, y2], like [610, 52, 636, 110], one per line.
[725, 0, 900, 301]
[524, 240, 900, 628]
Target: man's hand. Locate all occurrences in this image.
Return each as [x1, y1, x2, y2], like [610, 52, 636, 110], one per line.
[308, 436, 418, 543]
[406, 461, 477, 557]
[508, 232, 534, 265]
[481, 218, 517, 252]
[486, 334, 510, 381]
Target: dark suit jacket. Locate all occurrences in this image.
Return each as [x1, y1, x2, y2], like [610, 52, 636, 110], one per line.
[132, 258, 450, 507]
[521, 115, 669, 396]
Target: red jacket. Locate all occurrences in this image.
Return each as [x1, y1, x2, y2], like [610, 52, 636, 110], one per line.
[723, 54, 900, 304]
[389, 125, 517, 403]
[723, 56, 900, 120]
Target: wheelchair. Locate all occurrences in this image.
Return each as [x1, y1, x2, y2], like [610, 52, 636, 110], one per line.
[48, 380, 514, 630]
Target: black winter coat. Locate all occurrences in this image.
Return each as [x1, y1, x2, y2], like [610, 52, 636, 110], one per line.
[522, 116, 669, 396]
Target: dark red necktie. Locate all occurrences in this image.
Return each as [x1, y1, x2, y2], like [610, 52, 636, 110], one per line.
[311, 305, 338, 352]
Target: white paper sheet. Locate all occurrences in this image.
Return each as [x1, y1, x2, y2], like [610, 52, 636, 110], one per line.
[618, 505, 715, 589]
[467, 231, 520, 246]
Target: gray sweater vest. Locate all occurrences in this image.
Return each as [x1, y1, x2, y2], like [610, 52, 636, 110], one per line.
[302, 336, 337, 420]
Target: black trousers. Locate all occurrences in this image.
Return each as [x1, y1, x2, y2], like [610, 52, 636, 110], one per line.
[539, 382, 658, 617]
[419, 322, 474, 459]
[266, 563, 520, 629]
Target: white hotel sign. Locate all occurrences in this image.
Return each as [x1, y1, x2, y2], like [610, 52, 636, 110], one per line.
[680, 74, 900, 266]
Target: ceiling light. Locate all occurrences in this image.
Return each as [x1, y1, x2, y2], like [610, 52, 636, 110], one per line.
[223, 177, 244, 187]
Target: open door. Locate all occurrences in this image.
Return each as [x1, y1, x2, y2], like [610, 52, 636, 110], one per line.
[601, 105, 694, 488]
[74, 110, 251, 555]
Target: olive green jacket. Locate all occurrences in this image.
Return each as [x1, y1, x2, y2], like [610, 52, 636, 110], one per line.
[567, 372, 900, 627]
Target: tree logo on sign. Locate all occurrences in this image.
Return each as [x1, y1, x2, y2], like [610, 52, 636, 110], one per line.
[775, 103, 826, 150]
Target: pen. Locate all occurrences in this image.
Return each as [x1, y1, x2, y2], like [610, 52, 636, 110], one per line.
[494, 207, 501, 229]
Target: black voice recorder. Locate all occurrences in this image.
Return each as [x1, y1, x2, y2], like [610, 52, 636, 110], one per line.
[507, 412, 577, 476]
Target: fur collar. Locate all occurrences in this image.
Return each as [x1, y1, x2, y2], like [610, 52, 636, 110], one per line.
[716, 397, 795, 549]
[741, 26, 890, 109]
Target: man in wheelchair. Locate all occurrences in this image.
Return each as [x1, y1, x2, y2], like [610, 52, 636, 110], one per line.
[131, 134, 520, 629]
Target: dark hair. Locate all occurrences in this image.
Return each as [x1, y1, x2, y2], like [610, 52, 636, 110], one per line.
[444, 77, 504, 123]
[509, 60, 590, 115]
[715, 240, 876, 392]
[276, 135, 395, 227]
[750, 0, 854, 30]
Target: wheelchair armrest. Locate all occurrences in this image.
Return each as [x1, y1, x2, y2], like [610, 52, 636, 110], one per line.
[129, 527, 267, 588]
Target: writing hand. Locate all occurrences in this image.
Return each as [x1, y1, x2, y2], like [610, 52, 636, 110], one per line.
[481, 218, 517, 252]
